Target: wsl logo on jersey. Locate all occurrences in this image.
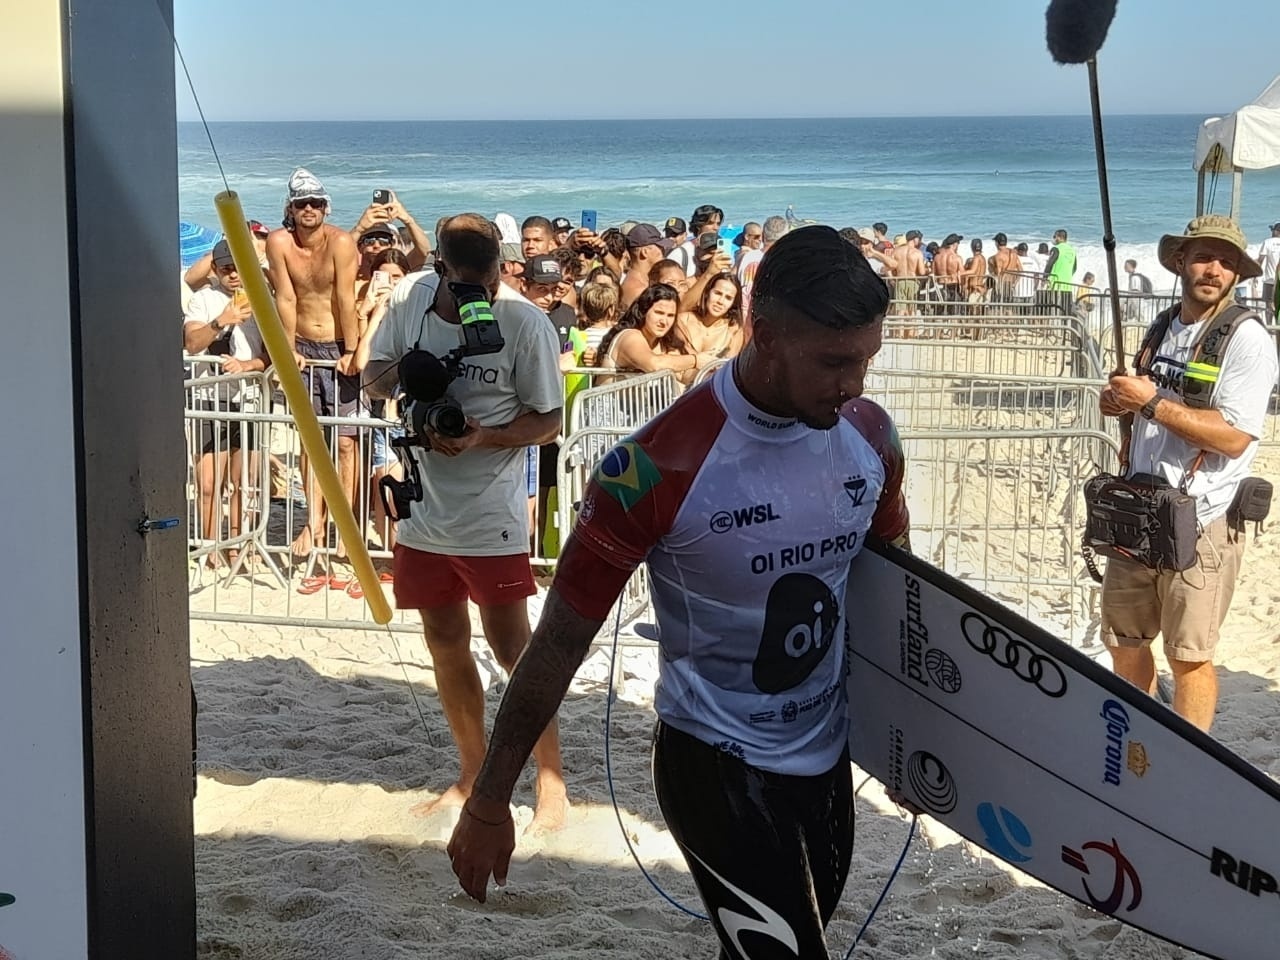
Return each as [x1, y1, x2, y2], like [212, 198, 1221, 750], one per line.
[594, 441, 661, 511]
[710, 503, 780, 534]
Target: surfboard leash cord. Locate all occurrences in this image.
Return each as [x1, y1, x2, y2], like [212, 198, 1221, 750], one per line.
[603, 608, 919, 948]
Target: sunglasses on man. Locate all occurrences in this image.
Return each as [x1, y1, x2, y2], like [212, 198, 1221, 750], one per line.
[360, 234, 394, 247]
[290, 197, 327, 210]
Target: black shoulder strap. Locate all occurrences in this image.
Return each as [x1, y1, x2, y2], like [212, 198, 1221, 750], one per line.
[1133, 306, 1176, 374]
[1192, 303, 1263, 367]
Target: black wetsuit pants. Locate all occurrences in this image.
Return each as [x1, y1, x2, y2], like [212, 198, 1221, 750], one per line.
[652, 721, 855, 960]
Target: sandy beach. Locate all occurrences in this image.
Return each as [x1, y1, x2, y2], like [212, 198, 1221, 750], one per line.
[190, 442, 1280, 960]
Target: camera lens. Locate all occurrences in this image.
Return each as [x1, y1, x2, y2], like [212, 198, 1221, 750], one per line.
[426, 401, 467, 438]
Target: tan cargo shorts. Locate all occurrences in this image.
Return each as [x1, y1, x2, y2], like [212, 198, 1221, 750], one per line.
[1101, 516, 1245, 663]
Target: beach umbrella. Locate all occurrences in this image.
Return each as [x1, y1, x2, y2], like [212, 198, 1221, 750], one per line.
[179, 220, 221, 269]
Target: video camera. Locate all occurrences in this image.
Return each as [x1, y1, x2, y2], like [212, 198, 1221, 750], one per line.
[379, 281, 504, 522]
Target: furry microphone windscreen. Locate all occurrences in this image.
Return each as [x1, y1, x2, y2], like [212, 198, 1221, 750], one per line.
[1045, 0, 1119, 64]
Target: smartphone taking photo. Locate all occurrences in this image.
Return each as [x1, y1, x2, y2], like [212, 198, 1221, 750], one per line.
[373, 188, 392, 205]
[580, 209, 597, 233]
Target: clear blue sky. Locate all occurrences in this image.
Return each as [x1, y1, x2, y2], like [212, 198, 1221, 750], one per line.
[175, 0, 1278, 121]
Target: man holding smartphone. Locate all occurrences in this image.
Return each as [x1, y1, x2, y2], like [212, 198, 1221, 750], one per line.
[668, 204, 725, 277]
[351, 188, 431, 276]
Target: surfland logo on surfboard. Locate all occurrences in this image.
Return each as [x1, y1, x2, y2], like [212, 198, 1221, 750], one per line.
[899, 575, 962, 693]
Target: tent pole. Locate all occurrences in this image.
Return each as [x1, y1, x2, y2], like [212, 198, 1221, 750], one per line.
[1231, 167, 1243, 221]
[1196, 169, 1206, 216]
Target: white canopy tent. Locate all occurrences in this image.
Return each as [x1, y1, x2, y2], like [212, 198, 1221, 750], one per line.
[1194, 75, 1280, 219]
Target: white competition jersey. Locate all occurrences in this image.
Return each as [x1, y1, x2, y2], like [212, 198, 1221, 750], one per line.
[557, 363, 909, 775]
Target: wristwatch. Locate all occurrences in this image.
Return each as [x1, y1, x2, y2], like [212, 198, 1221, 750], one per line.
[1140, 396, 1162, 421]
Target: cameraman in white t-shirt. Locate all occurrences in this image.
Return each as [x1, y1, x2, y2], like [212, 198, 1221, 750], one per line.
[1255, 222, 1280, 321]
[363, 214, 568, 830]
[1099, 215, 1278, 732]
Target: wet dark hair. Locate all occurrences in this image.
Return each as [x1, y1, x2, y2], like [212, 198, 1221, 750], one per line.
[648, 259, 686, 285]
[598, 283, 686, 359]
[1016, 242, 1029, 254]
[586, 264, 619, 285]
[697, 272, 743, 327]
[551, 245, 579, 280]
[370, 249, 412, 275]
[751, 226, 889, 330]
[690, 204, 725, 235]
[599, 227, 628, 261]
[837, 227, 860, 245]
[437, 214, 501, 277]
[522, 215, 553, 235]
[873, 222, 888, 235]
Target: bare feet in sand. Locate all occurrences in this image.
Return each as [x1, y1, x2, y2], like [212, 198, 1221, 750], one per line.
[410, 782, 470, 819]
[290, 525, 316, 561]
[526, 785, 569, 835]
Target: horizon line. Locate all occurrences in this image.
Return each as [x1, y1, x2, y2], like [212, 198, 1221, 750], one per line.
[176, 111, 1218, 124]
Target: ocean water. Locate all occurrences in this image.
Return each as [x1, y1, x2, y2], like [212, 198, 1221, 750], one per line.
[178, 116, 1280, 291]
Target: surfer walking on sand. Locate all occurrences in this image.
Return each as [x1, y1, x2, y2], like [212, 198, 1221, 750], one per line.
[1099, 215, 1277, 731]
[447, 227, 913, 958]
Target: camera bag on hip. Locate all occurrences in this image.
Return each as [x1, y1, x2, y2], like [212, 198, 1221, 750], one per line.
[1083, 472, 1198, 576]
[1082, 302, 1264, 582]
[1228, 476, 1273, 535]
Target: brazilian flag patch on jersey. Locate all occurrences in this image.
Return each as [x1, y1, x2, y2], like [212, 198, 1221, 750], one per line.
[594, 441, 661, 510]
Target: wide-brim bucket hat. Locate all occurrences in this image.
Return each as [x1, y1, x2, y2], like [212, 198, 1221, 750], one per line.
[1157, 214, 1261, 280]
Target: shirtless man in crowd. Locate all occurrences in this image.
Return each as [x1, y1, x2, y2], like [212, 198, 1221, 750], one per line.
[990, 232, 1021, 302]
[933, 234, 964, 302]
[265, 168, 361, 574]
[892, 230, 927, 317]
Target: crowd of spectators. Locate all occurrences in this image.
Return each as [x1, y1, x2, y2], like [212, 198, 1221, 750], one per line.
[182, 167, 1245, 583]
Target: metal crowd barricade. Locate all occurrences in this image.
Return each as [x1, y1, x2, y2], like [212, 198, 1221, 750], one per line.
[567, 370, 680, 434]
[881, 312, 1103, 380]
[888, 426, 1120, 648]
[866, 369, 1105, 440]
[186, 328, 1148, 649]
[184, 366, 286, 589]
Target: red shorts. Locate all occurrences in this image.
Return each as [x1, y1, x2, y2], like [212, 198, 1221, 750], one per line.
[392, 546, 535, 610]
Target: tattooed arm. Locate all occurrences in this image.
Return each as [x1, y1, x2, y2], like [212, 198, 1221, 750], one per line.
[447, 588, 605, 901]
[478, 590, 601, 807]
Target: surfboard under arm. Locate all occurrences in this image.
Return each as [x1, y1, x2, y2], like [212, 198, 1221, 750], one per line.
[846, 538, 1280, 960]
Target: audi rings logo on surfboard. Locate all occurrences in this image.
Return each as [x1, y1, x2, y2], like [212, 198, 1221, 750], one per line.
[906, 751, 958, 815]
[960, 611, 1068, 698]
